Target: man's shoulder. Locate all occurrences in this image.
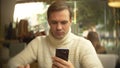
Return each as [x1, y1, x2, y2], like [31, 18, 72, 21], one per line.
[29, 35, 47, 43]
[71, 33, 88, 41]
[71, 33, 92, 45]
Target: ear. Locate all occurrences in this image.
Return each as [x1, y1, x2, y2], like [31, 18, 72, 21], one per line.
[47, 19, 50, 25]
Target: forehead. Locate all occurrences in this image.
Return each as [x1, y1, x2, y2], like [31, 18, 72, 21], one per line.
[49, 9, 70, 20]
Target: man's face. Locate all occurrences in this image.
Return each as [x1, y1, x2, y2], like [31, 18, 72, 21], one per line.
[48, 9, 72, 39]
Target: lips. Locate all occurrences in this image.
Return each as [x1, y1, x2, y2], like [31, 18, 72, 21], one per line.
[56, 31, 64, 36]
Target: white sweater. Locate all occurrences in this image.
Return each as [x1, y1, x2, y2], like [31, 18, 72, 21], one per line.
[8, 30, 103, 68]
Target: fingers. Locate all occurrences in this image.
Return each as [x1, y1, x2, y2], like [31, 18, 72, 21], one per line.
[53, 60, 65, 68]
[52, 57, 68, 65]
[52, 64, 59, 68]
[52, 57, 74, 68]
[52, 57, 66, 68]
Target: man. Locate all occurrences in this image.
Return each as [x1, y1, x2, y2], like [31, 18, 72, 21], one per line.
[8, 1, 103, 68]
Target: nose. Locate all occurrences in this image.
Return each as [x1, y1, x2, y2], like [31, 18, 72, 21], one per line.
[56, 23, 62, 30]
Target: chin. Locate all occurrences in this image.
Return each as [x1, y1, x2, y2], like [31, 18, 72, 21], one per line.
[55, 36, 64, 39]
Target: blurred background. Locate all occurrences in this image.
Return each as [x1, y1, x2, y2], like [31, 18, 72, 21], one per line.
[0, 0, 120, 68]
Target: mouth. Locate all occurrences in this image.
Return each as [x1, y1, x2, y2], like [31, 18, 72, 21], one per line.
[56, 31, 64, 36]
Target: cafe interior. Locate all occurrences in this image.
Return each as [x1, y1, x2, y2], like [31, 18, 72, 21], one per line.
[0, 0, 120, 68]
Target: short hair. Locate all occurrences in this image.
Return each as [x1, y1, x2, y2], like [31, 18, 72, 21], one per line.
[47, 1, 72, 19]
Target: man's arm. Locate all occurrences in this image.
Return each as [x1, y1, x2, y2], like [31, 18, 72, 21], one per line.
[8, 39, 39, 68]
[80, 40, 103, 68]
[17, 64, 30, 68]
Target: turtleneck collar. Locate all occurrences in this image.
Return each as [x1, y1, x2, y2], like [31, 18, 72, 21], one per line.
[47, 28, 72, 47]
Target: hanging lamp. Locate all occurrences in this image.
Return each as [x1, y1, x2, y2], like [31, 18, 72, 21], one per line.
[108, 0, 120, 8]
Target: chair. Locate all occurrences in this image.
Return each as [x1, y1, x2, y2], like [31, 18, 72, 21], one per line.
[98, 54, 118, 68]
[9, 42, 26, 57]
[0, 42, 26, 68]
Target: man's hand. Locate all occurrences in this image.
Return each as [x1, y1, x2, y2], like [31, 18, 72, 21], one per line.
[17, 64, 30, 68]
[52, 57, 74, 68]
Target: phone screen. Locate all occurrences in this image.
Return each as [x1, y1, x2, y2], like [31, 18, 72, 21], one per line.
[56, 49, 69, 61]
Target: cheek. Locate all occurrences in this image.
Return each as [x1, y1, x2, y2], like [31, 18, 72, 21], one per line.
[66, 23, 71, 28]
[50, 24, 56, 31]
[63, 25, 70, 31]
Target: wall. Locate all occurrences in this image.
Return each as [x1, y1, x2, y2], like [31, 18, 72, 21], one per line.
[0, 0, 2, 38]
[0, 0, 16, 39]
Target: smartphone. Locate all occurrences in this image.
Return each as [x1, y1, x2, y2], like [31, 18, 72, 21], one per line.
[55, 49, 69, 61]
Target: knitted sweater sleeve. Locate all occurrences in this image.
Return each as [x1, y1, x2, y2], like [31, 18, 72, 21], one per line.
[8, 37, 40, 68]
[79, 39, 103, 68]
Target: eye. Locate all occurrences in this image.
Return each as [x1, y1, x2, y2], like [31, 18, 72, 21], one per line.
[51, 21, 57, 24]
[61, 21, 68, 25]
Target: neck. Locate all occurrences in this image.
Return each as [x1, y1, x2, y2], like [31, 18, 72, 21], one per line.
[47, 28, 72, 47]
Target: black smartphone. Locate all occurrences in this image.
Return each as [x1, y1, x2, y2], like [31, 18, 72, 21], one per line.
[55, 49, 69, 61]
